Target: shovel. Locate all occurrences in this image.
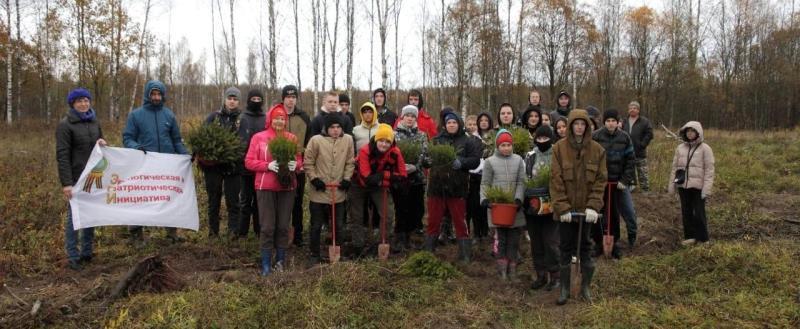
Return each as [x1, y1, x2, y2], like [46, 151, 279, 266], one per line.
[378, 186, 390, 261]
[603, 183, 617, 258]
[570, 212, 585, 297]
[326, 183, 341, 264]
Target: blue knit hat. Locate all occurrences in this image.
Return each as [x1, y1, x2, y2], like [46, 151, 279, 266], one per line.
[67, 88, 92, 108]
[444, 112, 458, 123]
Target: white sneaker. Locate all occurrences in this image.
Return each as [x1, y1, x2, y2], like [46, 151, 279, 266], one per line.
[273, 261, 285, 272]
[681, 238, 697, 246]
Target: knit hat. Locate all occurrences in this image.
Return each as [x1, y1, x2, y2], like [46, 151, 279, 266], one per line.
[67, 88, 92, 107]
[401, 105, 419, 118]
[324, 112, 343, 130]
[628, 101, 640, 109]
[444, 112, 458, 124]
[223, 87, 241, 102]
[268, 104, 288, 128]
[281, 85, 298, 99]
[247, 89, 264, 102]
[534, 125, 555, 140]
[586, 106, 600, 119]
[339, 93, 350, 104]
[495, 129, 513, 146]
[603, 109, 620, 122]
[374, 123, 394, 143]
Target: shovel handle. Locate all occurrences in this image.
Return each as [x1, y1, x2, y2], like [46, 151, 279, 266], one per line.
[326, 183, 339, 246]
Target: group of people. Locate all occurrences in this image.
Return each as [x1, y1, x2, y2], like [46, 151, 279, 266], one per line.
[55, 81, 715, 305]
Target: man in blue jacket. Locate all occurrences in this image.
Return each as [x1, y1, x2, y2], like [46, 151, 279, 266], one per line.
[123, 80, 189, 244]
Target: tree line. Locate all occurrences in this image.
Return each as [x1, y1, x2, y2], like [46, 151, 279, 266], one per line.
[1, 0, 798, 129]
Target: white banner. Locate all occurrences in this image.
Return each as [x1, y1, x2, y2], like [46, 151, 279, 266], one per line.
[69, 145, 199, 230]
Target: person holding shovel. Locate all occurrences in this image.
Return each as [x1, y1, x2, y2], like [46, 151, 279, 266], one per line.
[304, 114, 355, 266]
[480, 129, 526, 280]
[348, 123, 407, 258]
[591, 109, 636, 259]
[551, 109, 607, 305]
[245, 104, 304, 276]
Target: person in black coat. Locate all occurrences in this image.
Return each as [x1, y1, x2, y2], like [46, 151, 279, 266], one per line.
[237, 89, 266, 237]
[56, 88, 107, 270]
[621, 101, 654, 191]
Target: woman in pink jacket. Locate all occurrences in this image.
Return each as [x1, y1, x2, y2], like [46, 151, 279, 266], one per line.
[668, 121, 715, 246]
[245, 104, 303, 276]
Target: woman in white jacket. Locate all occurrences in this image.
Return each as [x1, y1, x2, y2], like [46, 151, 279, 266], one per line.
[668, 121, 715, 245]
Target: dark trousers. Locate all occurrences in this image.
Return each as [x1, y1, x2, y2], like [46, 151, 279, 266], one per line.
[292, 173, 306, 243]
[526, 215, 560, 272]
[239, 175, 260, 236]
[496, 227, 521, 260]
[392, 184, 425, 234]
[678, 188, 709, 242]
[309, 201, 345, 257]
[257, 190, 295, 251]
[204, 168, 241, 235]
[559, 220, 594, 268]
[592, 186, 621, 249]
[467, 174, 489, 238]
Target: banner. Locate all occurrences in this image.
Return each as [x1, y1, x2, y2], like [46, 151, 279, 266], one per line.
[69, 145, 199, 230]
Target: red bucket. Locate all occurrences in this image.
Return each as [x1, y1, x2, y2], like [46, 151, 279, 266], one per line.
[491, 203, 518, 227]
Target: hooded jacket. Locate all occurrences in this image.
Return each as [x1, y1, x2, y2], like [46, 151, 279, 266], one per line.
[394, 91, 437, 140]
[303, 128, 356, 204]
[521, 107, 543, 144]
[244, 103, 304, 191]
[550, 109, 607, 216]
[592, 126, 636, 185]
[429, 112, 482, 198]
[373, 88, 397, 125]
[549, 91, 572, 124]
[394, 122, 431, 186]
[481, 130, 527, 228]
[238, 102, 266, 175]
[353, 102, 380, 153]
[56, 109, 104, 186]
[123, 80, 188, 154]
[668, 121, 715, 196]
[354, 138, 407, 188]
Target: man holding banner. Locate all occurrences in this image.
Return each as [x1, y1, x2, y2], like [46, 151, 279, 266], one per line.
[122, 80, 190, 244]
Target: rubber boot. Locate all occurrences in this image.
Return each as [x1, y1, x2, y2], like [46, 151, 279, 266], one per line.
[457, 239, 472, 263]
[530, 271, 548, 290]
[423, 235, 437, 252]
[580, 265, 595, 303]
[395, 232, 407, 252]
[545, 271, 561, 291]
[260, 249, 272, 276]
[274, 248, 286, 272]
[556, 266, 571, 305]
[628, 233, 637, 248]
[496, 258, 509, 280]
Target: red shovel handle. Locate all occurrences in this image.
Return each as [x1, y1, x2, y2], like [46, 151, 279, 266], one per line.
[606, 182, 617, 234]
[381, 187, 388, 244]
[326, 183, 339, 246]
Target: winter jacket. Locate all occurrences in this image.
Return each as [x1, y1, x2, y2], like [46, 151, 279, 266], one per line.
[524, 145, 554, 216]
[283, 105, 311, 151]
[245, 104, 304, 191]
[353, 102, 380, 153]
[353, 140, 407, 188]
[476, 112, 495, 159]
[238, 107, 266, 175]
[592, 127, 636, 185]
[343, 111, 357, 128]
[622, 115, 654, 159]
[56, 109, 104, 186]
[549, 91, 572, 124]
[428, 113, 482, 198]
[393, 94, 437, 139]
[201, 107, 242, 173]
[550, 110, 607, 216]
[309, 110, 354, 137]
[303, 132, 356, 204]
[394, 123, 431, 186]
[481, 151, 527, 228]
[668, 121, 715, 196]
[123, 80, 188, 154]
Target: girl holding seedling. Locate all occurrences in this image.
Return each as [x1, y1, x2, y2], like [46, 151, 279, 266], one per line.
[245, 104, 304, 276]
[668, 121, 715, 246]
[481, 129, 526, 280]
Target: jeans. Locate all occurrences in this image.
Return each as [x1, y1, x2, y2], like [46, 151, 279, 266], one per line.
[65, 205, 94, 262]
[617, 185, 638, 237]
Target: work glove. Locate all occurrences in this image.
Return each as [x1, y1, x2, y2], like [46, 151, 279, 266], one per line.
[366, 173, 383, 187]
[338, 180, 351, 191]
[268, 160, 279, 173]
[452, 158, 462, 170]
[405, 164, 417, 173]
[138, 147, 147, 155]
[585, 208, 599, 224]
[617, 182, 627, 190]
[311, 178, 326, 192]
[287, 160, 297, 171]
[559, 212, 572, 223]
[480, 199, 490, 208]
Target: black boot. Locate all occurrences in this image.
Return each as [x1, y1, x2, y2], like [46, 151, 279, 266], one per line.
[628, 233, 637, 248]
[423, 235, 437, 252]
[457, 239, 472, 263]
[545, 271, 561, 291]
[556, 266, 571, 305]
[580, 265, 595, 303]
[531, 271, 548, 290]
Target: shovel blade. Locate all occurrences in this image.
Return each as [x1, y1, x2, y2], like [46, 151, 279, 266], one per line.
[570, 263, 582, 297]
[378, 243, 390, 261]
[329, 246, 341, 264]
[603, 235, 614, 258]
